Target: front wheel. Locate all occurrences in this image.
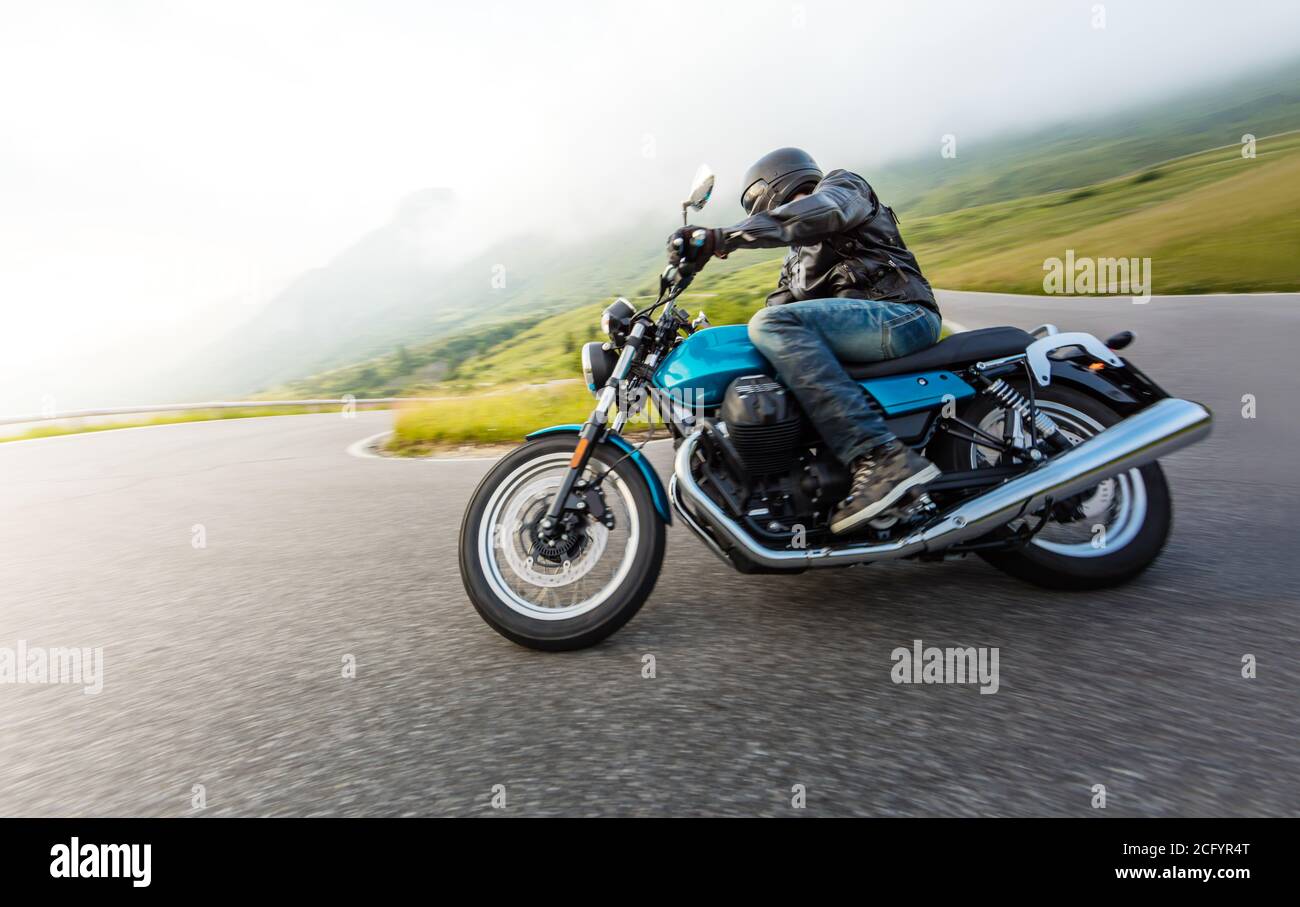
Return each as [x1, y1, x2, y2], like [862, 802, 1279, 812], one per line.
[458, 436, 666, 650]
[932, 383, 1173, 590]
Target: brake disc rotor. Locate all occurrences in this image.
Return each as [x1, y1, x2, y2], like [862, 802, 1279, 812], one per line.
[499, 477, 608, 588]
[524, 501, 586, 564]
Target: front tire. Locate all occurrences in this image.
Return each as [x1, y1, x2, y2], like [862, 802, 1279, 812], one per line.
[459, 436, 666, 650]
[932, 383, 1173, 590]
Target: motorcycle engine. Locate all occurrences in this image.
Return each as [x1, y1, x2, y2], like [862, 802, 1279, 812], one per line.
[719, 374, 803, 474]
[712, 374, 849, 539]
[704, 373, 928, 545]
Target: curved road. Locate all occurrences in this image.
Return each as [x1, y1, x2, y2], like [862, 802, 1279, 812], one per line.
[1, 292, 1297, 817]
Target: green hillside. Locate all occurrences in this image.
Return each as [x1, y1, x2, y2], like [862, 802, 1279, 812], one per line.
[915, 131, 1300, 294]
[870, 57, 1300, 216]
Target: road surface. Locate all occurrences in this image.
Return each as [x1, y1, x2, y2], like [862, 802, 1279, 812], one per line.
[1, 291, 1297, 816]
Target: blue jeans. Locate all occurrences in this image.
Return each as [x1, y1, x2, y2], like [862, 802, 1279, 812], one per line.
[748, 298, 942, 465]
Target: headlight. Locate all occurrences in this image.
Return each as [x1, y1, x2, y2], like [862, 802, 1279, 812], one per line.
[601, 297, 635, 346]
[581, 341, 617, 397]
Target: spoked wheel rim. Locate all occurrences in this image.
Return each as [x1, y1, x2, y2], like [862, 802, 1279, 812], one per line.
[971, 400, 1148, 558]
[477, 453, 641, 619]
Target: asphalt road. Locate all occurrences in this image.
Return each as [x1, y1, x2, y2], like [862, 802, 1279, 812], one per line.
[2, 291, 1297, 817]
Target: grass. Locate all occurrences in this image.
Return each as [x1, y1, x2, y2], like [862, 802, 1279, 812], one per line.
[905, 130, 1300, 295]
[388, 382, 597, 455]
[0, 404, 390, 444]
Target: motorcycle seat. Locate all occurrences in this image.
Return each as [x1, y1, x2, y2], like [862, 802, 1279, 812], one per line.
[843, 326, 1035, 379]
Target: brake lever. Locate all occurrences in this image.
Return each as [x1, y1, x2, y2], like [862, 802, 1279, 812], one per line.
[661, 261, 694, 295]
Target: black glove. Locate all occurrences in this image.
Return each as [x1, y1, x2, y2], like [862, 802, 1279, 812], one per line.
[666, 226, 725, 270]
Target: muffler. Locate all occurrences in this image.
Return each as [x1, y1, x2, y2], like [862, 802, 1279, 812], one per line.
[672, 397, 1212, 569]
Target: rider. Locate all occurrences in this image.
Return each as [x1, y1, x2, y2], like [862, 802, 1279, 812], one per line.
[668, 147, 943, 535]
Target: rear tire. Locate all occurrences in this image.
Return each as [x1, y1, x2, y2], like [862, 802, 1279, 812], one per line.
[459, 436, 666, 650]
[932, 383, 1172, 590]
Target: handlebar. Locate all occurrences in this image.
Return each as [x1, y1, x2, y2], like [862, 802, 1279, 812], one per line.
[636, 228, 709, 322]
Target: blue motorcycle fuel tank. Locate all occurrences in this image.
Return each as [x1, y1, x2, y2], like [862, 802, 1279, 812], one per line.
[655, 324, 766, 408]
[653, 324, 975, 416]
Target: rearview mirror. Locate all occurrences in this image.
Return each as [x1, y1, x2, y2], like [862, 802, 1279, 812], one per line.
[682, 164, 715, 222]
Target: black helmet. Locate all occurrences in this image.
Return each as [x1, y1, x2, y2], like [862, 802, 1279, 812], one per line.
[740, 147, 823, 215]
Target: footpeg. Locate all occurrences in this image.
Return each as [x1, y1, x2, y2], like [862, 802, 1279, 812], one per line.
[866, 489, 936, 532]
[900, 489, 936, 520]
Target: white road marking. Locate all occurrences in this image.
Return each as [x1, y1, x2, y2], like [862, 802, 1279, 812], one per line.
[345, 431, 395, 459]
[345, 431, 505, 462]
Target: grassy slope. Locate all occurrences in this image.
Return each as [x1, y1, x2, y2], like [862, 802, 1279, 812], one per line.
[912, 130, 1300, 294]
[873, 58, 1300, 216]
[389, 383, 595, 452]
[255, 215, 676, 400]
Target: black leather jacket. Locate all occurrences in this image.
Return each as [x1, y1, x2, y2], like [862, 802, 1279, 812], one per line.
[719, 169, 938, 312]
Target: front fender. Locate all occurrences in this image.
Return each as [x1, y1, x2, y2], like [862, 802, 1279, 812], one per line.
[525, 425, 671, 524]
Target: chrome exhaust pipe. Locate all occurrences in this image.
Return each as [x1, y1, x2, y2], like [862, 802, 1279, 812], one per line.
[673, 397, 1212, 569]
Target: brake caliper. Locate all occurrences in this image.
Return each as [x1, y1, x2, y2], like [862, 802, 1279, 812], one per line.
[567, 482, 616, 531]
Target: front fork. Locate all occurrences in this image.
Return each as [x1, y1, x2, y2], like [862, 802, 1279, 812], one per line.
[538, 323, 648, 540]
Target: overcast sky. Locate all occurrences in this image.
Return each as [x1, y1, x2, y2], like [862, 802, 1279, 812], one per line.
[2, 0, 1299, 415]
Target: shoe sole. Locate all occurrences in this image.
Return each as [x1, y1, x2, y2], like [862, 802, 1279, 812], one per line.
[830, 464, 941, 535]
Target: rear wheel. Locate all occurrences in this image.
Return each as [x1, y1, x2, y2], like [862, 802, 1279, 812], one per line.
[933, 383, 1172, 590]
[458, 436, 666, 650]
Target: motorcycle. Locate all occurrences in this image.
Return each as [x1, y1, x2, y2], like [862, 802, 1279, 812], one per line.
[459, 165, 1213, 650]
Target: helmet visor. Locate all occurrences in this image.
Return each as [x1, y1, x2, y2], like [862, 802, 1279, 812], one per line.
[741, 178, 768, 215]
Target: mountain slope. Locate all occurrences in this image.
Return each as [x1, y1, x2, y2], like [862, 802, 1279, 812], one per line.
[869, 56, 1300, 216]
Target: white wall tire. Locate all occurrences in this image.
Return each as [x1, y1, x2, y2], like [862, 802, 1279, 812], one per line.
[459, 436, 666, 650]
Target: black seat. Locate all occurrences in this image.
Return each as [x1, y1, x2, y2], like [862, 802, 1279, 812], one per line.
[843, 326, 1034, 379]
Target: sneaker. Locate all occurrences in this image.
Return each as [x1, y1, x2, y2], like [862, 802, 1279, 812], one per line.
[830, 440, 941, 535]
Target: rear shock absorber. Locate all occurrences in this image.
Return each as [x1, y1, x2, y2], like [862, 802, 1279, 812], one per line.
[984, 378, 1070, 452]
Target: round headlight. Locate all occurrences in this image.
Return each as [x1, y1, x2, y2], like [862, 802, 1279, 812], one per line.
[581, 341, 617, 397]
[601, 297, 635, 346]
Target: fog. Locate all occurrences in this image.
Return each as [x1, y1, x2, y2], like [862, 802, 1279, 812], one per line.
[2, 0, 1298, 416]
